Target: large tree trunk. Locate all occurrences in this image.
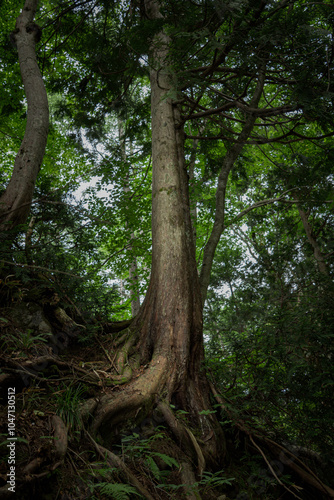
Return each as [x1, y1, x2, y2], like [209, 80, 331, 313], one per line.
[137, 0, 222, 439]
[92, 0, 225, 469]
[0, 0, 48, 237]
[137, 0, 203, 392]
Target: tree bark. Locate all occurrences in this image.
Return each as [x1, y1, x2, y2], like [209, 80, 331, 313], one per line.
[137, 0, 199, 392]
[0, 0, 48, 237]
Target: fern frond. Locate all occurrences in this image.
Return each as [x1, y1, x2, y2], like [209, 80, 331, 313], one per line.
[146, 456, 161, 479]
[94, 482, 142, 499]
[151, 452, 179, 468]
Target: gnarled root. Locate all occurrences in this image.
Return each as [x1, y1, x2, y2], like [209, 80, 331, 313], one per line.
[91, 354, 169, 437]
[51, 415, 68, 461]
[180, 461, 202, 500]
[88, 356, 222, 499]
[158, 401, 206, 477]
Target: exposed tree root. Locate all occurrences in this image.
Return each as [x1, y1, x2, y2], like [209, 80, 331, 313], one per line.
[0, 414, 67, 498]
[21, 416, 67, 478]
[115, 330, 138, 374]
[103, 318, 133, 334]
[158, 401, 206, 477]
[52, 415, 68, 461]
[91, 354, 169, 435]
[86, 430, 156, 500]
[22, 457, 43, 475]
[180, 461, 202, 500]
[210, 381, 334, 499]
[53, 306, 85, 333]
[264, 439, 334, 499]
[86, 349, 222, 498]
[1, 346, 138, 388]
[249, 435, 303, 500]
[79, 397, 99, 423]
[1, 306, 333, 500]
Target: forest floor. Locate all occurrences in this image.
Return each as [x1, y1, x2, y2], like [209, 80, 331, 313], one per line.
[0, 296, 333, 500]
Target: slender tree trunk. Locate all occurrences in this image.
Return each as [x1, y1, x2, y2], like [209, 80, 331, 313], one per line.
[0, 0, 48, 237]
[199, 66, 266, 305]
[118, 118, 141, 316]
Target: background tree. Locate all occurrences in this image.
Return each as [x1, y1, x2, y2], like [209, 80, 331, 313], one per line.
[0, 0, 48, 238]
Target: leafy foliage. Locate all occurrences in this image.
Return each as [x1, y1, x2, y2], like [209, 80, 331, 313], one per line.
[204, 140, 334, 461]
[55, 383, 86, 430]
[92, 482, 142, 500]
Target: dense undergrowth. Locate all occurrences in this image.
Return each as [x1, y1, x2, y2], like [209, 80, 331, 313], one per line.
[1, 269, 333, 500]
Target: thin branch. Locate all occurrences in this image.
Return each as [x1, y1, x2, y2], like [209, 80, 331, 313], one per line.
[249, 435, 303, 500]
[199, 63, 267, 305]
[0, 260, 83, 279]
[226, 191, 306, 227]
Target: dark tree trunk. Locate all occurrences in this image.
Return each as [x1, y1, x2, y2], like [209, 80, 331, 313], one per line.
[0, 0, 48, 236]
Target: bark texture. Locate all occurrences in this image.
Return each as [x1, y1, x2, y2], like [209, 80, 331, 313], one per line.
[0, 0, 48, 235]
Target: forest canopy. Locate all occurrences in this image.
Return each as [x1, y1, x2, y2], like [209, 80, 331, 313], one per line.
[0, 1, 333, 499]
